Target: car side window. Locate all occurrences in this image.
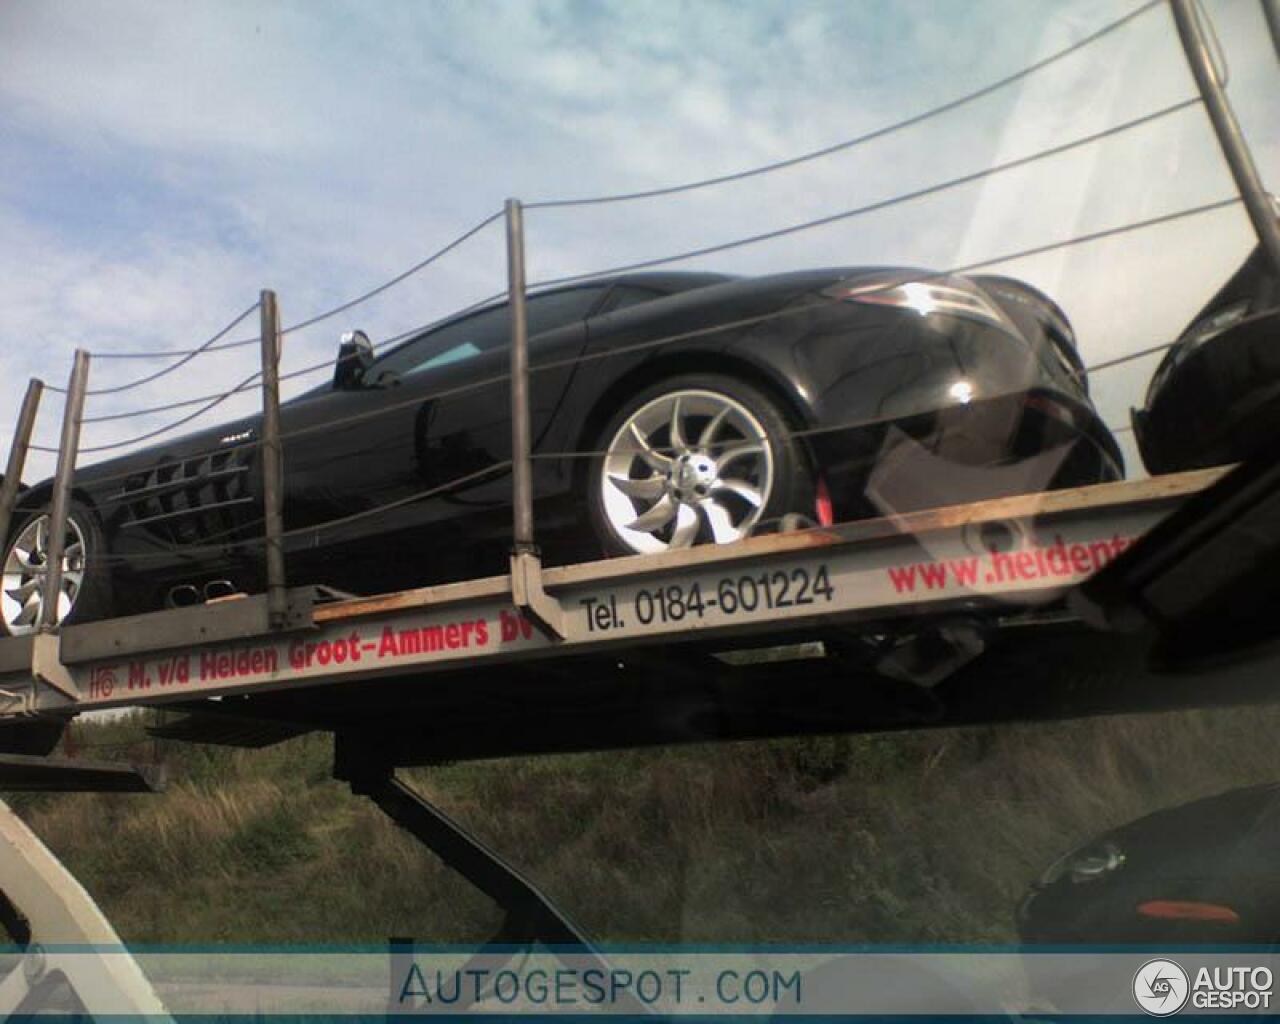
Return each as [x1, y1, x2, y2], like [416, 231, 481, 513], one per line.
[371, 285, 606, 381]
[374, 307, 509, 380]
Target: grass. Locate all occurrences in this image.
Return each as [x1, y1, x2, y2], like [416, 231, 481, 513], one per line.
[8, 703, 1280, 945]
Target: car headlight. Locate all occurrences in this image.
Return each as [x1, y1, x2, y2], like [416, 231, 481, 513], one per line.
[824, 273, 1014, 332]
[1037, 840, 1126, 887]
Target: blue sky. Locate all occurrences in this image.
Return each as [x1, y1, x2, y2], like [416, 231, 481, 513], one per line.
[1, 0, 1277, 479]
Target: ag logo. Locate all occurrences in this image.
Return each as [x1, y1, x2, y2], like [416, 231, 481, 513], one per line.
[1133, 958, 1190, 1016]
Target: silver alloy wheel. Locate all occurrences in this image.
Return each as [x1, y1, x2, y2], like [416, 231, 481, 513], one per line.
[1, 514, 86, 635]
[601, 389, 774, 554]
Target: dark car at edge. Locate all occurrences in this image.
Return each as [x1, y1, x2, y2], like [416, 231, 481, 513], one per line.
[1134, 238, 1280, 475]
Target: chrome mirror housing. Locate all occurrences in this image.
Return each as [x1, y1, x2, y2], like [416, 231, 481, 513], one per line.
[333, 330, 375, 389]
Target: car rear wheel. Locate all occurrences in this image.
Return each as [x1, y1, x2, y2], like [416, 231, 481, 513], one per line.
[590, 374, 812, 556]
[1, 502, 111, 636]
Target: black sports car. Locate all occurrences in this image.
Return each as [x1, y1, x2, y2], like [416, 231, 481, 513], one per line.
[1019, 782, 1280, 947]
[1, 267, 1122, 634]
[1134, 238, 1280, 475]
[1017, 783, 1280, 1012]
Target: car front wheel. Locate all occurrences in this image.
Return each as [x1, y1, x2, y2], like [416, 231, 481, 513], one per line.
[590, 374, 812, 556]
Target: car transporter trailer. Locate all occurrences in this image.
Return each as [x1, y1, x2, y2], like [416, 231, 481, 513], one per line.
[4, 461, 1280, 1003]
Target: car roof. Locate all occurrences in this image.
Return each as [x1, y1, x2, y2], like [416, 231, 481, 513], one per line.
[587, 270, 738, 294]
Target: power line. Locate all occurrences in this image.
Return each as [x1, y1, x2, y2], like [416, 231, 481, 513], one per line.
[32, 369, 262, 454]
[83, 378, 263, 423]
[525, 0, 1165, 210]
[1086, 340, 1177, 374]
[21, 0, 1183, 417]
[200, 210, 504, 355]
[521, 100, 1201, 290]
[71, 292, 515, 438]
[45, 301, 259, 397]
[260, 198, 1246, 457]
[46, 211, 501, 408]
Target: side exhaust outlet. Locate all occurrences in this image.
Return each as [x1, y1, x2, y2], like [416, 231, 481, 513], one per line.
[204, 580, 238, 602]
[166, 584, 201, 609]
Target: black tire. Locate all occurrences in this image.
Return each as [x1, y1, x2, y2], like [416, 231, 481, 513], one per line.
[1, 500, 113, 636]
[588, 372, 813, 557]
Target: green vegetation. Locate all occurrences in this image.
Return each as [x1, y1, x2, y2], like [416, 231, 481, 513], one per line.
[9, 704, 1280, 944]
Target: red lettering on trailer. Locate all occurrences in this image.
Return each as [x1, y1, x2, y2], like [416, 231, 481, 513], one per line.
[918, 563, 948, 589]
[127, 662, 150, 690]
[887, 533, 1137, 595]
[200, 646, 279, 680]
[499, 609, 536, 642]
[88, 666, 117, 699]
[288, 632, 363, 670]
[156, 656, 190, 686]
[369, 617, 489, 661]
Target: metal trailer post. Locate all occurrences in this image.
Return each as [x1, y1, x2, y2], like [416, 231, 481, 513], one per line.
[39, 352, 89, 633]
[0, 379, 44, 556]
[1171, 0, 1280, 278]
[259, 290, 288, 630]
[506, 198, 535, 553]
[505, 199, 563, 639]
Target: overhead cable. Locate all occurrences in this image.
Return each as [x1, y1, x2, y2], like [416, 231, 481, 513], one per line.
[525, 0, 1164, 209]
[58, 209, 500, 408]
[201, 209, 504, 355]
[524, 100, 1201, 290]
[32, 369, 261, 454]
[1085, 340, 1178, 374]
[44, 301, 259, 397]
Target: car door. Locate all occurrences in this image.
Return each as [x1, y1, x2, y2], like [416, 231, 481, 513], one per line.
[278, 306, 510, 543]
[278, 286, 604, 585]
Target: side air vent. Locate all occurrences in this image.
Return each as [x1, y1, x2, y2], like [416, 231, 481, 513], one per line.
[111, 445, 257, 546]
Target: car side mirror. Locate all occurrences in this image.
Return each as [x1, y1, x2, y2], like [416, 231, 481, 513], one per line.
[333, 330, 374, 389]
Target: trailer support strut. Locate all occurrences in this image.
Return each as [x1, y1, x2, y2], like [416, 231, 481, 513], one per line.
[333, 735, 648, 1012]
[336, 738, 590, 947]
